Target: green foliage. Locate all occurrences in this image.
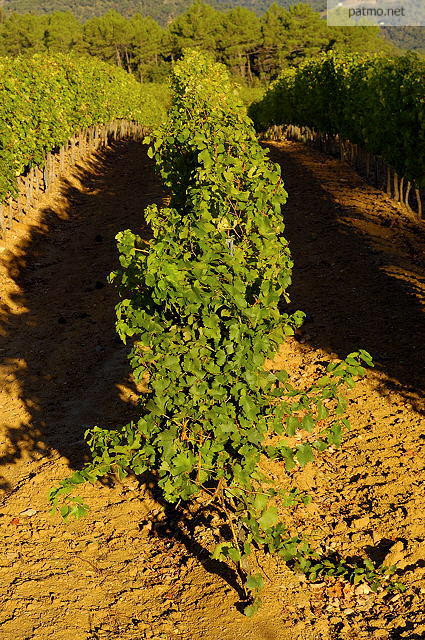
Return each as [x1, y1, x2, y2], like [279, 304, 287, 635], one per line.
[50, 50, 400, 610]
[0, 52, 168, 203]
[237, 85, 265, 108]
[3, 1, 326, 26]
[169, 0, 222, 55]
[382, 26, 425, 54]
[216, 6, 261, 82]
[1, 2, 400, 83]
[260, 3, 329, 75]
[82, 9, 166, 78]
[0, 8, 168, 81]
[249, 52, 425, 186]
[42, 11, 84, 53]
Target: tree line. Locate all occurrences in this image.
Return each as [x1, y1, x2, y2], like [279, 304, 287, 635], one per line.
[2, 1, 328, 27]
[0, 1, 397, 82]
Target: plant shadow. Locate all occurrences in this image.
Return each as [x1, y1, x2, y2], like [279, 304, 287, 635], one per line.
[0, 140, 163, 493]
[147, 499, 247, 602]
[266, 142, 425, 415]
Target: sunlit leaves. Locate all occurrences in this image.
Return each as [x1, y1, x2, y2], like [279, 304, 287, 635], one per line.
[249, 52, 425, 187]
[0, 53, 166, 205]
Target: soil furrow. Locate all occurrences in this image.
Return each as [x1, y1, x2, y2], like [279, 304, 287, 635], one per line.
[0, 140, 423, 640]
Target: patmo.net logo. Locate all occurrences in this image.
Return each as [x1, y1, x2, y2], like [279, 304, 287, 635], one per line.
[327, 0, 425, 26]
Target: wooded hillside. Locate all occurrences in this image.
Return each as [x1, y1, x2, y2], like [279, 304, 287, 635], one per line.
[4, 1, 327, 25]
[0, 2, 402, 83]
[4, 0, 424, 52]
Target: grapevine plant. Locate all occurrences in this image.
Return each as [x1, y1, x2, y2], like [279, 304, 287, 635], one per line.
[50, 50, 400, 614]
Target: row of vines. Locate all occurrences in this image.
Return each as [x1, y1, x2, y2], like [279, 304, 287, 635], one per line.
[249, 53, 425, 215]
[0, 53, 168, 218]
[50, 50, 402, 614]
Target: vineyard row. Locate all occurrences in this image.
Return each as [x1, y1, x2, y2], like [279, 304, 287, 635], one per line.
[0, 120, 147, 234]
[0, 52, 167, 234]
[250, 53, 425, 217]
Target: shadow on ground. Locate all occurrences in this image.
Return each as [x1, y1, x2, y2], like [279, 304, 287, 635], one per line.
[267, 142, 425, 415]
[0, 140, 164, 491]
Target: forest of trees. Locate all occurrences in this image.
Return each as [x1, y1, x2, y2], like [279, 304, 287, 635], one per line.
[0, 1, 400, 82]
[3, 1, 327, 26]
[3, 0, 423, 52]
[382, 26, 425, 54]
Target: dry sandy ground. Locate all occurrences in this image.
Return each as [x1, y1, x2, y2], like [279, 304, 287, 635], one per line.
[0, 140, 424, 640]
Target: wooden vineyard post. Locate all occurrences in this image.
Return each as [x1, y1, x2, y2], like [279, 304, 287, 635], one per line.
[405, 180, 411, 210]
[393, 171, 400, 203]
[386, 165, 391, 196]
[49, 154, 53, 188]
[28, 168, 34, 207]
[25, 173, 30, 207]
[0, 204, 5, 234]
[414, 186, 423, 219]
[43, 163, 48, 192]
[399, 176, 404, 206]
[50, 153, 55, 187]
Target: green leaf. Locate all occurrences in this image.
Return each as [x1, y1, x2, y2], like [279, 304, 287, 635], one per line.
[240, 395, 258, 421]
[253, 493, 269, 513]
[228, 547, 242, 563]
[258, 506, 279, 530]
[302, 414, 314, 432]
[313, 439, 328, 451]
[295, 444, 314, 467]
[243, 600, 261, 617]
[317, 401, 328, 420]
[60, 506, 70, 519]
[286, 416, 300, 436]
[246, 574, 264, 591]
[171, 451, 193, 475]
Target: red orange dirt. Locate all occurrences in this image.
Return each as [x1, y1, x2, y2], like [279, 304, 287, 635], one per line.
[0, 140, 424, 640]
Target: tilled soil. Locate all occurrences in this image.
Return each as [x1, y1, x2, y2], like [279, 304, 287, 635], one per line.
[0, 139, 424, 640]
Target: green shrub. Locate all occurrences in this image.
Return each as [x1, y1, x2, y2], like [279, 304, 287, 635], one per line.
[50, 50, 400, 612]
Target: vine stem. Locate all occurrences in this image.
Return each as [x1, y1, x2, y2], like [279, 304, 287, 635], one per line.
[221, 491, 249, 598]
